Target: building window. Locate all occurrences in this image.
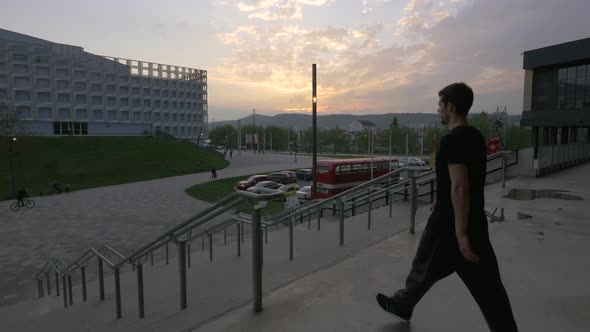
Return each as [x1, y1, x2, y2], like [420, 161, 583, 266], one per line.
[93, 109, 103, 120]
[38, 107, 52, 119]
[75, 95, 87, 104]
[91, 83, 101, 93]
[133, 112, 141, 121]
[105, 84, 116, 94]
[153, 89, 160, 96]
[132, 87, 140, 95]
[38, 92, 51, 103]
[76, 109, 88, 120]
[163, 113, 169, 122]
[172, 113, 178, 122]
[74, 82, 87, 91]
[144, 99, 151, 107]
[36, 78, 50, 89]
[154, 112, 161, 121]
[15, 90, 31, 102]
[58, 108, 71, 120]
[120, 97, 128, 106]
[90, 72, 101, 81]
[179, 113, 185, 122]
[105, 74, 115, 82]
[171, 91, 177, 98]
[154, 100, 161, 108]
[53, 121, 88, 135]
[74, 70, 86, 80]
[56, 80, 69, 90]
[162, 90, 169, 97]
[57, 93, 70, 104]
[107, 96, 116, 106]
[163, 100, 169, 108]
[107, 110, 117, 121]
[557, 64, 589, 111]
[92, 96, 102, 105]
[120, 86, 129, 94]
[132, 98, 140, 107]
[121, 111, 129, 121]
[56, 69, 69, 78]
[143, 88, 150, 96]
[16, 106, 32, 118]
[14, 77, 30, 88]
[36, 66, 50, 76]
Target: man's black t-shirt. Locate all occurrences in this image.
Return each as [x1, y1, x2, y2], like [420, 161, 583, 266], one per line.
[433, 125, 487, 237]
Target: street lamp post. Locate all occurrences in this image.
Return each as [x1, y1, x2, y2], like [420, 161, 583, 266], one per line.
[8, 137, 17, 197]
[312, 64, 318, 199]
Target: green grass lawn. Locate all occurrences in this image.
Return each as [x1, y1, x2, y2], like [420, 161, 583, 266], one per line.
[0, 136, 229, 200]
[185, 175, 287, 216]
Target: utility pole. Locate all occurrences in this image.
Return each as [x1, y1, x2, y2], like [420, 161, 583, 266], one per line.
[237, 119, 242, 156]
[252, 109, 256, 152]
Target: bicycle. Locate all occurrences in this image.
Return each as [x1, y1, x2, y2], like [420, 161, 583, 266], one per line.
[10, 198, 35, 211]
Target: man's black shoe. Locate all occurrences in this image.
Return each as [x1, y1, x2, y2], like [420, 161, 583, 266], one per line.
[376, 293, 412, 322]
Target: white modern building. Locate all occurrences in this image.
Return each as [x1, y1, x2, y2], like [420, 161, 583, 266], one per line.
[0, 29, 207, 141]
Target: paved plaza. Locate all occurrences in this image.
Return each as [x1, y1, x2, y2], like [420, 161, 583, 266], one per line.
[0, 151, 314, 306]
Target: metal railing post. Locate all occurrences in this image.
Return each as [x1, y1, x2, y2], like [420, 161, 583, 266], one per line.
[252, 206, 263, 312]
[224, 228, 227, 245]
[389, 190, 393, 218]
[265, 226, 268, 244]
[368, 192, 372, 230]
[237, 222, 241, 257]
[98, 258, 105, 301]
[187, 243, 191, 268]
[62, 275, 68, 308]
[115, 268, 122, 319]
[339, 200, 344, 246]
[55, 271, 60, 296]
[409, 172, 417, 234]
[37, 279, 44, 298]
[241, 222, 245, 243]
[178, 241, 187, 310]
[202, 237, 205, 251]
[404, 183, 409, 201]
[68, 275, 73, 305]
[209, 233, 213, 262]
[150, 251, 154, 266]
[502, 152, 506, 188]
[289, 218, 294, 261]
[81, 266, 87, 302]
[317, 206, 321, 231]
[166, 243, 169, 264]
[137, 264, 145, 319]
[46, 273, 51, 295]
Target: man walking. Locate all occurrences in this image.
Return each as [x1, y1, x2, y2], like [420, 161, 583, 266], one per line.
[376, 83, 518, 331]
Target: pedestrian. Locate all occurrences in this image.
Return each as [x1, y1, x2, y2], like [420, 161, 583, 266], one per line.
[230, 149, 233, 159]
[376, 83, 518, 331]
[211, 168, 217, 179]
[224, 150, 227, 159]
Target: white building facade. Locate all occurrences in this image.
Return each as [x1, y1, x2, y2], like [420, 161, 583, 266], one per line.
[0, 29, 207, 140]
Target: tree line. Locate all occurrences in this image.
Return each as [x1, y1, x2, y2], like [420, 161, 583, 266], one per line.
[207, 112, 531, 155]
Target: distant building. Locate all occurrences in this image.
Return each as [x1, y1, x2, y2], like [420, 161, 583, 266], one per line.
[346, 120, 376, 133]
[520, 37, 590, 175]
[0, 29, 207, 141]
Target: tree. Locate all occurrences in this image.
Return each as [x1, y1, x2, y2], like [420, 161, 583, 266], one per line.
[391, 115, 399, 128]
[1, 99, 33, 197]
[207, 124, 237, 148]
[470, 112, 491, 138]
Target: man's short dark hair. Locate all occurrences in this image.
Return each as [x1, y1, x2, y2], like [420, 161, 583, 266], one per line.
[438, 82, 474, 116]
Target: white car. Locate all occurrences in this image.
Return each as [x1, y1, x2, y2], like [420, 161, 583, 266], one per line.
[277, 184, 301, 201]
[296, 186, 312, 201]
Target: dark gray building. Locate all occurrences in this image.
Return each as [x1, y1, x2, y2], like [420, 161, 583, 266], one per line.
[521, 37, 590, 176]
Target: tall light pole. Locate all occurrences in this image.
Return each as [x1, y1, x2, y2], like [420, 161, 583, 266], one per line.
[8, 137, 17, 197]
[312, 64, 318, 199]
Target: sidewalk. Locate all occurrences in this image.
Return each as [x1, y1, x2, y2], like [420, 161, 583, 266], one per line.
[193, 164, 590, 332]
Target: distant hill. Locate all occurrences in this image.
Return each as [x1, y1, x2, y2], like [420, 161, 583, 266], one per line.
[210, 113, 522, 130]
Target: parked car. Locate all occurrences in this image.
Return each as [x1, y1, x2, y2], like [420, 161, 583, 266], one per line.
[296, 185, 313, 201]
[235, 174, 268, 191]
[281, 171, 298, 183]
[295, 168, 312, 180]
[267, 172, 291, 184]
[246, 180, 282, 192]
[277, 184, 301, 201]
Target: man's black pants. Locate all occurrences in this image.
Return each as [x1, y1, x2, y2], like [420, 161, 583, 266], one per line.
[393, 213, 518, 332]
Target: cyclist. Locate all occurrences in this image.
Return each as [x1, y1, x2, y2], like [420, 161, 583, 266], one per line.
[16, 188, 28, 207]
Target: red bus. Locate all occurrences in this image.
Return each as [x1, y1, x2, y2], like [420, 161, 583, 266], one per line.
[316, 158, 400, 198]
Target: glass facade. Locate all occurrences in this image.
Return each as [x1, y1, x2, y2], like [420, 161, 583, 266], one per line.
[557, 64, 590, 110]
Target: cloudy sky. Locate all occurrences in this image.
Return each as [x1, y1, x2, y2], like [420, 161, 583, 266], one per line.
[1, 0, 589, 120]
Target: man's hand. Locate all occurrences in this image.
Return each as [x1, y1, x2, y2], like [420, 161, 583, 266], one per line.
[457, 234, 480, 263]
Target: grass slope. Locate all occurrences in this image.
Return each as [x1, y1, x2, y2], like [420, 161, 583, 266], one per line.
[0, 136, 228, 200]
